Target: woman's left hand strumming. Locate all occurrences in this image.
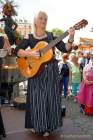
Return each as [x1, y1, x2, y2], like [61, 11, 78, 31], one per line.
[30, 50, 40, 59]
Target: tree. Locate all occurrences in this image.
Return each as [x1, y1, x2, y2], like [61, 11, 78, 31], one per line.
[51, 28, 64, 36]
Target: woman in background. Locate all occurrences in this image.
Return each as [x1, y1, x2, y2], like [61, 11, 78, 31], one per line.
[76, 52, 93, 115]
[69, 53, 83, 102]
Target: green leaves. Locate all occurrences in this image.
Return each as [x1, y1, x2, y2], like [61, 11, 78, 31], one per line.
[51, 28, 64, 36]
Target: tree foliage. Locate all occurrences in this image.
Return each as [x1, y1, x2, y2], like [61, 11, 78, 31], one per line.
[51, 28, 64, 36]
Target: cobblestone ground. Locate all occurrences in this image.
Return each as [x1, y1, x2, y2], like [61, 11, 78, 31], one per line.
[61, 95, 93, 139]
[1, 95, 93, 140]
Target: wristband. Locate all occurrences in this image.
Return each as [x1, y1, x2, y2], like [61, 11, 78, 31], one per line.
[68, 39, 74, 43]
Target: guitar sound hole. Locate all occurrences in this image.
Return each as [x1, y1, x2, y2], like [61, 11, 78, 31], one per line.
[25, 57, 32, 69]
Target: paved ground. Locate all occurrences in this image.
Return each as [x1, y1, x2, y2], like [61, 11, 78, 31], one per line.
[62, 96, 93, 139]
[0, 95, 93, 140]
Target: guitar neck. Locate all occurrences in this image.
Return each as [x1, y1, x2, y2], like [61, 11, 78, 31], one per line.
[40, 19, 88, 55]
[42, 31, 69, 54]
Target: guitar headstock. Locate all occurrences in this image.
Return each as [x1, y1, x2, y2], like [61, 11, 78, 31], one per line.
[73, 19, 88, 30]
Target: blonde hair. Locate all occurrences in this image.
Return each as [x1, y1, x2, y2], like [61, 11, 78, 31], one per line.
[69, 53, 78, 61]
[32, 11, 48, 34]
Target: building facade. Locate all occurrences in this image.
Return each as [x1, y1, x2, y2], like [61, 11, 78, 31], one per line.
[0, 18, 32, 37]
[16, 19, 32, 36]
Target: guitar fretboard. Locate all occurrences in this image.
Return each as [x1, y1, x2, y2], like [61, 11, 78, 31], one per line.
[40, 19, 88, 55]
[41, 31, 68, 54]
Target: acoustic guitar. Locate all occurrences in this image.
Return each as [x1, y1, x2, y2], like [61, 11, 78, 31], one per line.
[17, 19, 88, 78]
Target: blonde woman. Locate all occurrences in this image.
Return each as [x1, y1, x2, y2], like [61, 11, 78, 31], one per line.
[15, 11, 75, 136]
[69, 53, 83, 101]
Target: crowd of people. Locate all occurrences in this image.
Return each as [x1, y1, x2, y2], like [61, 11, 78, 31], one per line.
[58, 50, 93, 116]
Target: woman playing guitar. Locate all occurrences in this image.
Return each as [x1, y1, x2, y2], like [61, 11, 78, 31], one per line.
[15, 11, 75, 137]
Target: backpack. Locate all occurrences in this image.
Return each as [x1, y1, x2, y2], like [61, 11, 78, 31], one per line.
[58, 61, 70, 80]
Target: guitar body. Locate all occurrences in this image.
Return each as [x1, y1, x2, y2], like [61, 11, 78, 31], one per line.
[17, 41, 53, 78]
[16, 19, 88, 78]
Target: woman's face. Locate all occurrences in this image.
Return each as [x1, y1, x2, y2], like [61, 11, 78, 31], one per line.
[70, 55, 78, 63]
[35, 13, 47, 30]
[62, 54, 68, 61]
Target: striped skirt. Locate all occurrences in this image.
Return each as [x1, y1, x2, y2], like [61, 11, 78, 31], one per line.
[25, 60, 63, 134]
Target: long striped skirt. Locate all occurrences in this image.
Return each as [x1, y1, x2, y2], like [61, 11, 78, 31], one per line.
[25, 60, 63, 134]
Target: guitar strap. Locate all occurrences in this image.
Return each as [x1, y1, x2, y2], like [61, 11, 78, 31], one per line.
[29, 32, 55, 55]
[46, 32, 55, 55]
[46, 31, 54, 43]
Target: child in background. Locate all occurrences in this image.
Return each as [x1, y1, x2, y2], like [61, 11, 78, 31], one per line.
[59, 53, 71, 98]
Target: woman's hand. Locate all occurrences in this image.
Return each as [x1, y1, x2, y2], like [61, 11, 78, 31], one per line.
[68, 27, 75, 43]
[66, 27, 75, 51]
[28, 50, 40, 58]
[68, 27, 75, 36]
[85, 79, 92, 85]
[12, 23, 18, 31]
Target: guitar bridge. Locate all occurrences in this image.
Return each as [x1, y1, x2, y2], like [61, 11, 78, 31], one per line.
[39, 50, 43, 57]
[28, 64, 32, 69]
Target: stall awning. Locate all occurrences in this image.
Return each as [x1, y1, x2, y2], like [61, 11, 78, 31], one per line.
[78, 37, 93, 51]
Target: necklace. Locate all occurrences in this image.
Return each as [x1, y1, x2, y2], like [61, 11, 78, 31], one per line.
[33, 33, 47, 39]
